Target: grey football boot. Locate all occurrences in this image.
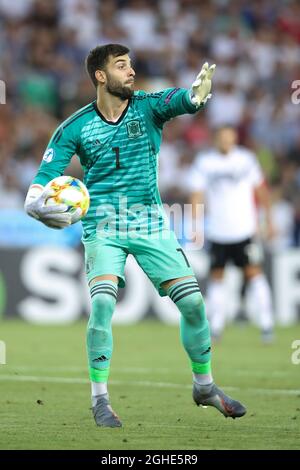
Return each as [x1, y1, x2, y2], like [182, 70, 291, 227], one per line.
[193, 383, 246, 419]
[92, 394, 122, 427]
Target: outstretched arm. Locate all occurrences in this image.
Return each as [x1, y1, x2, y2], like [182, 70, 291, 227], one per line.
[147, 62, 216, 124]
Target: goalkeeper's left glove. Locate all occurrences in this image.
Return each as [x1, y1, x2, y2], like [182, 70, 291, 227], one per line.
[190, 62, 216, 107]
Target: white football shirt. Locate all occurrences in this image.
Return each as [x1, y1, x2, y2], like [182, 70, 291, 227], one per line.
[188, 146, 264, 243]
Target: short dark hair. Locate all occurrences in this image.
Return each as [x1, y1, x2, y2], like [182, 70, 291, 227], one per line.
[85, 44, 130, 88]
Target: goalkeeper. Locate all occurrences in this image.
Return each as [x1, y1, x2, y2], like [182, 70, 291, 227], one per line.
[25, 44, 246, 427]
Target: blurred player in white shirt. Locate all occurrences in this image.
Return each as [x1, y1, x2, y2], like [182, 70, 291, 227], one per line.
[189, 126, 274, 342]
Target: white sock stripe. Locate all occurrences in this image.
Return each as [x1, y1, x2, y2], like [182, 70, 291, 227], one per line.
[90, 285, 118, 297]
[90, 283, 118, 293]
[169, 282, 199, 301]
[168, 280, 198, 296]
[90, 289, 117, 300]
[91, 284, 118, 294]
[172, 288, 201, 303]
[91, 381, 108, 397]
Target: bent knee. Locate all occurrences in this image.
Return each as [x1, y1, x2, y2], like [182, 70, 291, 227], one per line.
[177, 291, 206, 321]
[90, 294, 116, 325]
[90, 282, 118, 310]
[92, 292, 116, 309]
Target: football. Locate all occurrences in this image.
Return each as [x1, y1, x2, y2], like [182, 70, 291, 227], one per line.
[45, 176, 90, 224]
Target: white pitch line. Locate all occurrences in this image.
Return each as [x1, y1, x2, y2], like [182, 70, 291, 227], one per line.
[0, 375, 89, 384]
[0, 374, 299, 396]
[233, 370, 297, 378]
[4, 365, 170, 374]
[3, 365, 297, 378]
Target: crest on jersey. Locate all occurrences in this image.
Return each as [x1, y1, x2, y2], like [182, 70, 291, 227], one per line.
[43, 148, 54, 163]
[126, 120, 142, 139]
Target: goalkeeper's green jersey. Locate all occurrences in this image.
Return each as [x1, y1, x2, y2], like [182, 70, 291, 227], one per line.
[33, 88, 200, 240]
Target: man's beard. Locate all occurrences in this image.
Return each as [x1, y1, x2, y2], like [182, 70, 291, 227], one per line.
[106, 74, 134, 100]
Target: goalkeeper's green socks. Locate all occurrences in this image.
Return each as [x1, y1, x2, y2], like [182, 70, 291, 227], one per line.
[167, 278, 213, 386]
[91, 381, 108, 406]
[192, 360, 213, 386]
[87, 280, 118, 405]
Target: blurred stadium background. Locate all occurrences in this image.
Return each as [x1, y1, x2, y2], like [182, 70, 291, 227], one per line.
[0, 0, 300, 325]
[0, 0, 300, 450]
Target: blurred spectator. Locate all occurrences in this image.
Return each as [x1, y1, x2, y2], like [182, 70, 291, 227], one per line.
[267, 181, 294, 251]
[207, 82, 246, 127]
[0, 0, 33, 20]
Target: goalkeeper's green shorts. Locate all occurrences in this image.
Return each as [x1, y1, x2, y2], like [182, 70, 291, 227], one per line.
[83, 229, 194, 297]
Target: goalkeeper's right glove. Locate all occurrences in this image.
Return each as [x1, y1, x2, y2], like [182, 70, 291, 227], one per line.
[24, 184, 72, 229]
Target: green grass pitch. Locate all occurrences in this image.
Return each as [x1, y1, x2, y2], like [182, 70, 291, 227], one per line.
[0, 320, 299, 450]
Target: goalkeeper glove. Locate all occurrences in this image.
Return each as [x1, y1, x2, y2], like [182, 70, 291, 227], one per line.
[190, 62, 216, 107]
[24, 184, 72, 229]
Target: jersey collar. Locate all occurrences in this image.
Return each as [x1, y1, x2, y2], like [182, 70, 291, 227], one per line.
[93, 100, 131, 126]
